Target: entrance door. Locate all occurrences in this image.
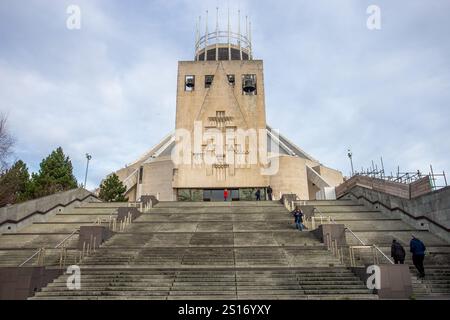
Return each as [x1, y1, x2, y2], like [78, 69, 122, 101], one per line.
[203, 189, 239, 201]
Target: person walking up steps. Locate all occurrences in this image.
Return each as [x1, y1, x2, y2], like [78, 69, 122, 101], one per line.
[391, 239, 406, 264]
[410, 235, 426, 278]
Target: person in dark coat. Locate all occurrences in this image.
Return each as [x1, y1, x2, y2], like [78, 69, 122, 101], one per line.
[391, 239, 406, 264]
[410, 235, 426, 278]
[255, 188, 261, 201]
[267, 186, 273, 201]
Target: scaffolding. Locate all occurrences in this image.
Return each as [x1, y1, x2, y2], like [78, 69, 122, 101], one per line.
[351, 159, 447, 191]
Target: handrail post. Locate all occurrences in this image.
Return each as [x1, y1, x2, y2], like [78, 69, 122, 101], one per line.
[334, 240, 339, 259]
[63, 247, 67, 267]
[350, 247, 355, 267]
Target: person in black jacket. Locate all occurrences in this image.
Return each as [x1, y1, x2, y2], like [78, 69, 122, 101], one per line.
[255, 188, 261, 201]
[267, 186, 273, 201]
[391, 239, 406, 264]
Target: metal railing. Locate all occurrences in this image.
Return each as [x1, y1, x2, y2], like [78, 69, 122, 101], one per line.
[351, 164, 447, 191]
[19, 229, 80, 267]
[311, 207, 394, 267]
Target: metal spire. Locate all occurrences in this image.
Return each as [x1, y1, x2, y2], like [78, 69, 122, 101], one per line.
[246, 15, 248, 40]
[249, 20, 252, 60]
[227, 6, 231, 60]
[195, 16, 200, 61]
[204, 10, 208, 61]
[238, 10, 242, 60]
[216, 7, 219, 61]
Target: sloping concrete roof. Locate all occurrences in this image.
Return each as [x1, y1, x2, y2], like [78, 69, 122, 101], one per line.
[126, 125, 319, 165]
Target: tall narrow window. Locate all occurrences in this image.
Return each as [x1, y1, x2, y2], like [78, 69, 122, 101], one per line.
[139, 166, 143, 184]
[227, 74, 235, 86]
[185, 75, 195, 91]
[205, 75, 214, 88]
[242, 74, 257, 95]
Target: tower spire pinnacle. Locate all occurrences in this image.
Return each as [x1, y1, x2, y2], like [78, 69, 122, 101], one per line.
[204, 10, 208, 61]
[227, 6, 231, 60]
[194, 9, 253, 61]
[215, 7, 219, 61]
[238, 10, 242, 60]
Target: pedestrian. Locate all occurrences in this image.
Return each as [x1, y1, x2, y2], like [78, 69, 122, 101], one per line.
[267, 185, 273, 201]
[224, 188, 229, 202]
[391, 239, 406, 264]
[410, 235, 426, 278]
[291, 207, 304, 231]
[255, 188, 261, 201]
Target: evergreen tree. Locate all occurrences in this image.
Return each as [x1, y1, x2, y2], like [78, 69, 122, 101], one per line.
[0, 160, 31, 206]
[98, 173, 128, 202]
[30, 147, 78, 198]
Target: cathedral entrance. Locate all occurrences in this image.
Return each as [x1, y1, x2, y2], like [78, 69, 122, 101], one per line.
[203, 189, 239, 201]
[176, 188, 267, 201]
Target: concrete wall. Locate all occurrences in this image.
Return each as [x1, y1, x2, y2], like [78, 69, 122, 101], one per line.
[0, 188, 99, 234]
[340, 185, 450, 243]
[139, 157, 175, 201]
[269, 156, 309, 200]
[0, 267, 62, 300]
[313, 165, 344, 187]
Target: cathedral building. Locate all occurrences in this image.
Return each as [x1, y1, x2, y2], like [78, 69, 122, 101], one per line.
[113, 12, 343, 201]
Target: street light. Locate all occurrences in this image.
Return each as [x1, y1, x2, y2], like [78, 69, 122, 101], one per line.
[347, 149, 354, 176]
[84, 153, 92, 189]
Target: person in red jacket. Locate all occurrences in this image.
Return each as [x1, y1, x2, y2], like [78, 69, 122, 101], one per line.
[223, 189, 229, 201]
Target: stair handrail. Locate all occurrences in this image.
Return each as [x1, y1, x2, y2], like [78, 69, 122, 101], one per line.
[345, 227, 367, 246]
[19, 228, 79, 267]
[328, 210, 394, 264]
[373, 244, 394, 264]
[313, 206, 394, 265]
[19, 248, 43, 267]
[55, 228, 79, 249]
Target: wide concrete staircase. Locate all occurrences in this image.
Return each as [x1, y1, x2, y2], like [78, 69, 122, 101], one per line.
[303, 200, 450, 299]
[30, 201, 376, 300]
[0, 202, 128, 267]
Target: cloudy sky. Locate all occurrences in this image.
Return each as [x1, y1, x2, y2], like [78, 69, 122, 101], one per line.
[1, 0, 449, 189]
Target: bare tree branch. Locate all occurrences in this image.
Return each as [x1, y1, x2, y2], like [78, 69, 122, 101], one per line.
[0, 113, 15, 172]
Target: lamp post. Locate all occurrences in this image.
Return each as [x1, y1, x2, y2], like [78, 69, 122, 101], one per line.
[347, 149, 354, 177]
[84, 153, 92, 189]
